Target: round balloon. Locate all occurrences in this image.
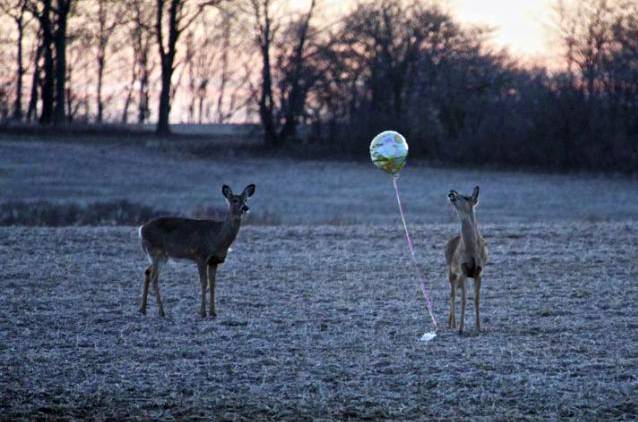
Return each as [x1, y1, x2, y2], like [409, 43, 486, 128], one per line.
[370, 130, 409, 175]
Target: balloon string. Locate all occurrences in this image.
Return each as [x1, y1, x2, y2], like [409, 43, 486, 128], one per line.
[392, 174, 437, 331]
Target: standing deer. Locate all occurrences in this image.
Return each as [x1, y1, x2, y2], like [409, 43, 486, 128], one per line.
[138, 184, 255, 318]
[445, 186, 488, 334]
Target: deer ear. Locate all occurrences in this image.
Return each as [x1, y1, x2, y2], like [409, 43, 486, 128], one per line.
[472, 185, 480, 205]
[243, 184, 256, 198]
[222, 185, 232, 199]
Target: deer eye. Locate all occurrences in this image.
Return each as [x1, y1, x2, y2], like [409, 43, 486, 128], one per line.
[232, 198, 239, 203]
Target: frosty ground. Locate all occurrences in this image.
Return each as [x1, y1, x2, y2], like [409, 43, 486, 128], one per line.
[2, 138, 638, 225]
[0, 137, 637, 420]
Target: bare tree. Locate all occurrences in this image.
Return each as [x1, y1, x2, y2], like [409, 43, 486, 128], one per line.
[181, 6, 247, 124]
[248, 0, 317, 146]
[275, 0, 316, 141]
[249, 0, 277, 144]
[212, 7, 252, 123]
[120, 46, 138, 123]
[214, 28, 252, 123]
[28, 0, 55, 124]
[184, 30, 209, 123]
[126, 0, 155, 124]
[214, 11, 231, 122]
[0, 0, 30, 121]
[155, 0, 225, 134]
[28, 0, 75, 124]
[53, 0, 74, 124]
[555, 0, 616, 96]
[26, 36, 42, 122]
[65, 21, 93, 121]
[83, 0, 125, 123]
[610, 1, 638, 111]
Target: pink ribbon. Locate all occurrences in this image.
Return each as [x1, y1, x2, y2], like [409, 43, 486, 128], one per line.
[392, 174, 437, 331]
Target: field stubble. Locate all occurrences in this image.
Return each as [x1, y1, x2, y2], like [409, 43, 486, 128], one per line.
[1, 138, 637, 419]
[1, 222, 637, 420]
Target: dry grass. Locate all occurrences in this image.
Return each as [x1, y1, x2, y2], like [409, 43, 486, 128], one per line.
[0, 200, 280, 227]
[1, 136, 637, 419]
[2, 138, 638, 226]
[1, 222, 636, 420]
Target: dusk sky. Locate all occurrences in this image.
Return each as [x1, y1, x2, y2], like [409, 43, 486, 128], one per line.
[451, 0, 554, 58]
[295, 0, 558, 64]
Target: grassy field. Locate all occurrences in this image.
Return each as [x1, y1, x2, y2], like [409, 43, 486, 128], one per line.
[1, 137, 637, 225]
[0, 137, 637, 420]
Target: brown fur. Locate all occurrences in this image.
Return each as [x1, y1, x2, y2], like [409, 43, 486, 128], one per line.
[138, 184, 255, 318]
[445, 186, 488, 334]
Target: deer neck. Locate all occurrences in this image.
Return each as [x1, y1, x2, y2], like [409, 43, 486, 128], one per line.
[216, 213, 242, 251]
[459, 211, 481, 255]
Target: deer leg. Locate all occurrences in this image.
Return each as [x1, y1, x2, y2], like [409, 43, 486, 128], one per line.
[208, 264, 218, 318]
[475, 275, 481, 332]
[448, 272, 456, 329]
[152, 265, 165, 317]
[197, 263, 207, 318]
[140, 265, 152, 315]
[459, 276, 466, 335]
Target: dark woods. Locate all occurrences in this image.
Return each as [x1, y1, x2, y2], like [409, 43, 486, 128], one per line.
[0, 0, 637, 172]
[301, 0, 638, 172]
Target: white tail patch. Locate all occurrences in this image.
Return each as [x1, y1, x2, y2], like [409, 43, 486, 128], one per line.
[137, 225, 153, 264]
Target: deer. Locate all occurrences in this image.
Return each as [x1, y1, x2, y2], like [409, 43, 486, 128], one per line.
[445, 186, 488, 334]
[138, 184, 255, 318]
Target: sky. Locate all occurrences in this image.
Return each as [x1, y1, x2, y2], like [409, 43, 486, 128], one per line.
[450, 0, 557, 63]
[303, 0, 559, 65]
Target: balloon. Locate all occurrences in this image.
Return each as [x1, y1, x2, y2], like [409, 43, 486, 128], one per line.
[370, 130, 438, 339]
[369, 130, 409, 175]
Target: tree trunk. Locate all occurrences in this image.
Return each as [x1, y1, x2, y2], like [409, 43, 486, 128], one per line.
[26, 59, 40, 121]
[121, 59, 137, 124]
[216, 17, 230, 123]
[259, 21, 277, 146]
[53, 1, 70, 125]
[279, 0, 315, 142]
[131, 0, 150, 124]
[155, 0, 180, 135]
[157, 61, 172, 134]
[95, 0, 110, 124]
[39, 0, 54, 125]
[65, 62, 73, 122]
[13, 15, 25, 120]
[198, 95, 204, 124]
[26, 38, 43, 122]
[96, 52, 105, 123]
[138, 62, 149, 123]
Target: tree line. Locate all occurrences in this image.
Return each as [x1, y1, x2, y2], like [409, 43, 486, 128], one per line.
[0, 0, 636, 171]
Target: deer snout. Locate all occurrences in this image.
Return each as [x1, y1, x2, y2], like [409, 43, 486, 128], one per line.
[448, 190, 458, 201]
[242, 204, 250, 213]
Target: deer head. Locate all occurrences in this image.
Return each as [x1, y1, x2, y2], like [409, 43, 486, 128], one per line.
[222, 184, 256, 219]
[448, 186, 479, 219]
